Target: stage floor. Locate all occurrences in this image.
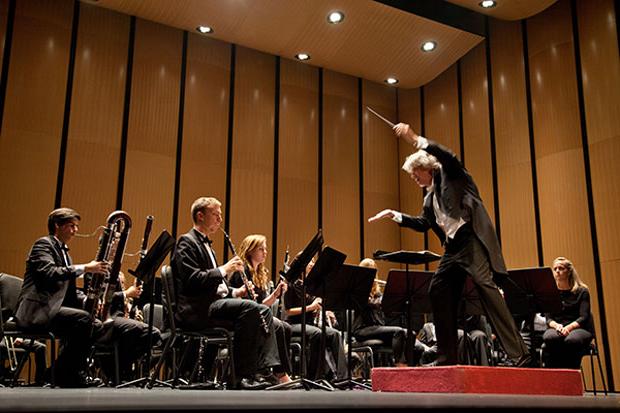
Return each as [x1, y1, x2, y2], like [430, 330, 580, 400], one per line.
[0, 388, 617, 413]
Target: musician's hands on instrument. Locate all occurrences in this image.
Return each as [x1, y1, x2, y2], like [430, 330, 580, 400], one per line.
[393, 122, 419, 146]
[222, 255, 244, 275]
[326, 310, 337, 327]
[124, 284, 142, 299]
[85, 260, 110, 274]
[309, 297, 322, 312]
[233, 281, 255, 299]
[274, 280, 287, 298]
[368, 209, 397, 223]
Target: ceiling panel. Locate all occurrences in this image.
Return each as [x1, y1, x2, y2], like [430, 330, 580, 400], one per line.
[85, 0, 559, 88]
[85, 0, 483, 89]
[446, 0, 558, 21]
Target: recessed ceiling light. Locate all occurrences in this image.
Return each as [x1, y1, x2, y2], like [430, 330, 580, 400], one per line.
[421, 41, 437, 52]
[479, 0, 497, 8]
[327, 11, 345, 24]
[196, 26, 213, 34]
[295, 53, 311, 61]
[385, 77, 399, 85]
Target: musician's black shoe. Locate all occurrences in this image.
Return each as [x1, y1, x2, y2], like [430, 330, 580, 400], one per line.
[254, 372, 280, 386]
[178, 381, 219, 390]
[510, 354, 533, 368]
[234, 377, 270, 390]
[58, 375, 103, 388]
[421, 356, 452, 367]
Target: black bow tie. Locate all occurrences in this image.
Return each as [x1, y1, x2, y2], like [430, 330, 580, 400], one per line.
[198, 233, 213, 245]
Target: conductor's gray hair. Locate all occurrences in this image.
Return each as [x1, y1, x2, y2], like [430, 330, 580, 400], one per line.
[402, 150, 440, 173]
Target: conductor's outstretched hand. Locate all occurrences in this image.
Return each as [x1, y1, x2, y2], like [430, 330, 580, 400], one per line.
[368, 209, 397, 223]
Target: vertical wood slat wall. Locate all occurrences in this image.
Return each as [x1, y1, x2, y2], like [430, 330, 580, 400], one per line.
[576, 0, 620, 390]
[0, 0, 617, 390]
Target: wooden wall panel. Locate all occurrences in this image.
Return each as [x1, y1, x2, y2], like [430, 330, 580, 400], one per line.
[0, 0, 8, 71]
[177, 35, 230, 256]
[276, 58, 318, 269]
[229, 46, 275, 247]
[423, 65, 460, 266]
[397, 87, 425, 270]
[322, 70, 359, 264]
[460, 42, 495, 224]
[61, 4, 129, 265]
[489, 19, 538, 269]
[528, 0, 601, 380]
[121, 19, 182, 270]
[0, 0, 73, 275]
[363, 80, 399, 277]
[577, 0, 620, 390]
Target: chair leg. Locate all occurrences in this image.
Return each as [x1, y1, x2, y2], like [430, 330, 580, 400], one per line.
[595, 353, 608, 396]
[589, 351, 597, 395]
[49, 336, 56, 388]
[226, 335, 235, 387]
[114, 342, 120, 385]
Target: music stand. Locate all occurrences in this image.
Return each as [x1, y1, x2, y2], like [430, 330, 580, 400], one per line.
[117, 230, 175, 389]
[305, 247, 346, 388]
[375, 249, 440, 366]
[499, 267, 562, 317]
[320, 263, 375, 390]
[268, 230, 332, 391]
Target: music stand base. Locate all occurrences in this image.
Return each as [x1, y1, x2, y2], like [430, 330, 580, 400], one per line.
[266, 377, 334, 391]
[116, 376, 173, 389]
[332, 378, 372, 391]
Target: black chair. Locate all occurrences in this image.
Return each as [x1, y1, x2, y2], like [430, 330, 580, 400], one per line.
[89, 339, 121, 386]
[582, 336, 608, 395]
[0, 273, 56, 387]
[539, 329, 608, 396]
[142, 303, 170, 379]
[149, 266, 235, 388]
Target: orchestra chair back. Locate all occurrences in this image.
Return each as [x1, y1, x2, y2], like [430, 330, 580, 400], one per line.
[0, 273, 57, 387]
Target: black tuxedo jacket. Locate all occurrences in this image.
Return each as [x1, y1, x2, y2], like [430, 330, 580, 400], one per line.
[171, 228, 231, 330]
[15, 235, 84, 329]
[400, 140, 507, 275]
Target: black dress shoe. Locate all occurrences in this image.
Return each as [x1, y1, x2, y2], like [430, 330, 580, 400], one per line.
[421, 356, 453, 367]
[235, 377, 270, 390]
[254, 373, 279, 386]
[511, 354, 533, 368]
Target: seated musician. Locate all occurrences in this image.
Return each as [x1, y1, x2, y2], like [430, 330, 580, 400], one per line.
[229, 234, 292, 384]
[86, 271, 160, 383]
[171, 197, 283, 390]
[353, 258, 426, 367]
[283, 258, 347, 381]
[14, 208, 108, 387]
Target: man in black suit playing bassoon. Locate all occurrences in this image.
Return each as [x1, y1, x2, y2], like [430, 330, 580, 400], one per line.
[15, 208, 109, 387]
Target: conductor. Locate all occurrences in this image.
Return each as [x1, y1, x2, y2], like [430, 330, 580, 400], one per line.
[368, 123, 530, 367]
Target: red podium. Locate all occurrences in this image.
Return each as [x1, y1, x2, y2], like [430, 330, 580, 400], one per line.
[371, 366, 583, 396]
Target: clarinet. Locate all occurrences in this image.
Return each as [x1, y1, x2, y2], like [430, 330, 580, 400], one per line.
[220, 229, 270, 335]
[128, 215, 154, 320]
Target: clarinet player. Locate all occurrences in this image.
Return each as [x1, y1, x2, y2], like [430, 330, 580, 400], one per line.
[171, 197, 283, 389]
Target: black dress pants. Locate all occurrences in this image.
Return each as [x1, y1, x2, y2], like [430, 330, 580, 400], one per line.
[48, 307, 97, 386]
[208, 299, 280, 380]
[429, 225, 527, 365]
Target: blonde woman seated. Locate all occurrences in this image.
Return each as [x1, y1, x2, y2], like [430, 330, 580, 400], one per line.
[229, 234, 291, 384]
[543, 257, 594, 369]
